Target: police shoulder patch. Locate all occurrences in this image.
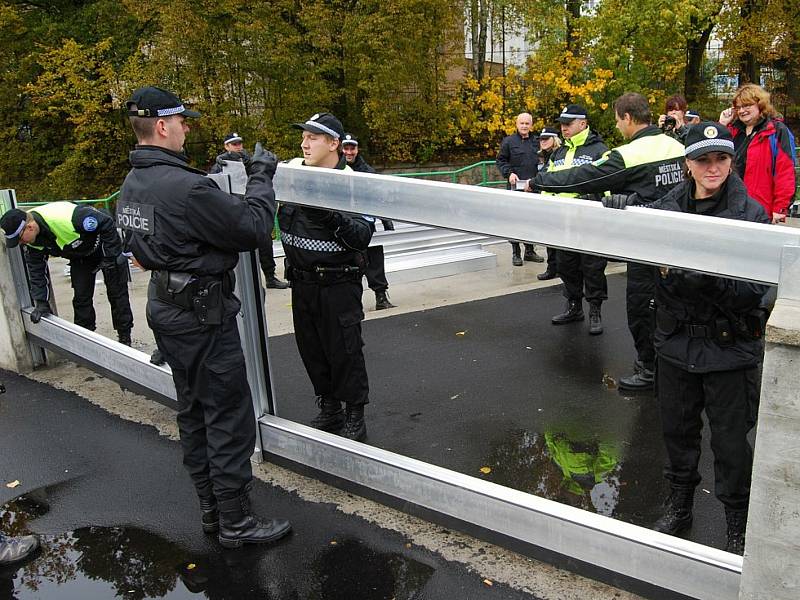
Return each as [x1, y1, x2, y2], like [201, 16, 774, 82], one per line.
[82, 216, 98, 232]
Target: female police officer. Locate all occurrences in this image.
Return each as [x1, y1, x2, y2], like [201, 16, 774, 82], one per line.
[603, 122, 770, 554]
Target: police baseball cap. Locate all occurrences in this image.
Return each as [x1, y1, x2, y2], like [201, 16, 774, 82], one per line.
[342, 133, 359, 146]
[292, 112, 344, 139]
[1, 208, 28, 249]
[540, 127, 559, 138]
[224, 132, 243, 144]
[685, 109, 700, 120]
[557, 104, 588, 123]
[126, 86, 201, 118]
[684, 122, 735, 160]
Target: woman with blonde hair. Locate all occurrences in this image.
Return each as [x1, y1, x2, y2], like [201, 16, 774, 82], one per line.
[719, 84, 796, 223]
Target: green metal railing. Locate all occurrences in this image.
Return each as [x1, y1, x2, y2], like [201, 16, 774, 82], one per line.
[17, 191, 119, 213]
[394, 160, 506, 188]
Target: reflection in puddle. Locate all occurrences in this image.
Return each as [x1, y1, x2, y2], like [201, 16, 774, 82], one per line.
[482, 429, 622, 516]
[2, 490, 434, 599]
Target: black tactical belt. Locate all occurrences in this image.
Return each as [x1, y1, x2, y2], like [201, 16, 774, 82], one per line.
[288, 265, 362, 284]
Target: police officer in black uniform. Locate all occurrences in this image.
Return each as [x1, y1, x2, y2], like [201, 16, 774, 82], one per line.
[117, 86, 290, 548]
[534, 93, 686, 390]
[210, 132, 288, 290]
[280, 113, 373, 441]
[1, 201, 134, 344]
[342, 132, 396, 311]
[603, 123, 770, 554]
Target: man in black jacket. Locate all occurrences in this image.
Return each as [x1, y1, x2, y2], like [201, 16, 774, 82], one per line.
[118, 86, 291, 549]
[534, 93, 686, 390]
[342, 133, 395, 311]
[496, 112, 543, 265]
[281, 113, 374, 441]
[209, 132, 288, 290]
[1, 202, 134, 345]
[540, 104, 609, 334]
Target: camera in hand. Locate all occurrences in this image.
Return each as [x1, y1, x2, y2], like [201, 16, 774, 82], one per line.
[661, 115, 677, 132]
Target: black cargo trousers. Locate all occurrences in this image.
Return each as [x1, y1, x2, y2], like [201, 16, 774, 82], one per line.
[626, 262, 658, 369]
[656, 359, 759, 510]
[291, 277, 370, 407]
[557, 251, 608, 304]
[155, 312, 256, 501]
[69, 251, 133, 334]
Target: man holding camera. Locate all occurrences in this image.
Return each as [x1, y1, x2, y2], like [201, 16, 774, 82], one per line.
[1, 202, 134, 345]
[119, 86, 291, 548]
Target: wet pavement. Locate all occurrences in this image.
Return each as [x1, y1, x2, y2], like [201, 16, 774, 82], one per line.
[271, 273, 726, 549]
[1, 371, 551, 600]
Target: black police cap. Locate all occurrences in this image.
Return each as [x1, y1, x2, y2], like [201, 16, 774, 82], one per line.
[540, 127, 559, 138]
[684, 122, 735, 160]
[1, 208, 28, 249]
[557, 104, 589, 123]
[126, 86, 201, 118]
[292, 112, 344, 139]
[342, 133, 359, 146]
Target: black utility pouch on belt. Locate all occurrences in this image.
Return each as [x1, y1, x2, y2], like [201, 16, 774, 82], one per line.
[193, 281, 223, 326]
[714, 317, 735, 347]
[154, 271, 196, 309]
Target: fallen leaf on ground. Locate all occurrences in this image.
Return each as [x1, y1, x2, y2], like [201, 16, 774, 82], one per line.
[479, 466, 491, 474]
[483, 579, 493, 586]
[455, 331, 466, 336]
[450, 394, 460, 400]
[5, 480, 20, 489]
[187, 563, 196, 570]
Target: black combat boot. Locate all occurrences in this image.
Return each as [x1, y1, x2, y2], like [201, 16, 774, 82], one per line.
[117, 330, 132, 346]
[588, 303, 603, 335]
[0, 533, 39, 566]
[264, 271, 289, 289]
[523, 245, 544, 263]
[218, 483, 291, 549]
[341, 404, 367, 442]
[150, 349, 166, 366]
[198, 493, 219, 534]
[724, 508, 747, 555]
[374, 290, 395, 310]
[537, 269, 558, 281]
[551, 300, 584, 324]
[618, 360, 654, 390]
[310, 396, 345, 432]
[653, 485, 694, 535]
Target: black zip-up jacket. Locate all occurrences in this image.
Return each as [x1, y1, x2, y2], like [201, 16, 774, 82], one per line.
[278, 156, 373, 273]
[496, 132, 540, 186]
[534, 126, 686, 202]
[25, 204, 122, 303]
[648, 173, 770, 372]
[118, 146, 276, 333]
[348, 154, 375, 174]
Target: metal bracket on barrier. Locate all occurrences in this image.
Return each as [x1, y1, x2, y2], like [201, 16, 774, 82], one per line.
[778, 245, 800, 301]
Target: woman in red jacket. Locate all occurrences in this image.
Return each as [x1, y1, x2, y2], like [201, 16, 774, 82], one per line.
[719, 84, 796, 223]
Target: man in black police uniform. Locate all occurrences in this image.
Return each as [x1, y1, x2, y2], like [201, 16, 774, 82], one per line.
[540, 104, 609, 335]
[117, 86, 290, 548]
[1, 202, 134, 345]
[534, 93, 686, 390]
[496, 112, 543, 265]
[281, 113, 373, 441]
[342, 132, 396, 311]
[210, 132, 288, 290]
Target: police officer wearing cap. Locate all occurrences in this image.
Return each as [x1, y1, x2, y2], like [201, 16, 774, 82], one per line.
[538, 105, 609, 335]
[1, 202, 134, 344]
[532, 127, 561, 281]
[534, 92, 686, 390]
[602, 122, 770, 554]
[685, 109, 701, 126]
[281, 113, 373, 441]
[210, 132, 288, 290]
[342, 132, 396, 311]
[118, 86, 291, 548]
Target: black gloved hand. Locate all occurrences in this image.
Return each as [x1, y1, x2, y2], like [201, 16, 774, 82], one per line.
[601, 194, 635, 210]
[30, 300, 52, 324]
[247, 142, 278, 179]
[381, 219, 395, 231]
[304, 207, 335, 224]
[216, 150, 246, 166]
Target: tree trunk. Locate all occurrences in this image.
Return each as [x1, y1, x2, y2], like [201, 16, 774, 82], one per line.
[565, 0, 581, 55]
[685, 18, 715, 102]
[738, 0, 760, 84]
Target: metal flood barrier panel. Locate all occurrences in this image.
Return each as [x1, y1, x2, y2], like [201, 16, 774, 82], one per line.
[7, 166, 800, 599]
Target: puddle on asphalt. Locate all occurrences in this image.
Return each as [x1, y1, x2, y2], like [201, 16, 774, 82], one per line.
[2, 490, 434, 599]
